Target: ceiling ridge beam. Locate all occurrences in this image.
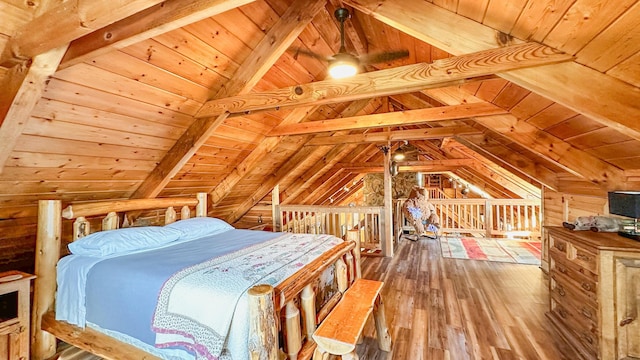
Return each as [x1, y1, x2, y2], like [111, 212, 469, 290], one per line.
[197, 42, 573, 117]
[130, 0, 326, 199]
[344, 0, 640, 141]
[305, 125, 481, 146]
[59, 0, 257, 69]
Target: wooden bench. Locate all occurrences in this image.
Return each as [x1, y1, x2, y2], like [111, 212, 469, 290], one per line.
[312, 279, 391, 360]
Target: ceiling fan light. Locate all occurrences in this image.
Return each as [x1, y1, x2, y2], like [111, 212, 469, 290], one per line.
[392, 151, 405, 161]
[328, 62, 358, 78]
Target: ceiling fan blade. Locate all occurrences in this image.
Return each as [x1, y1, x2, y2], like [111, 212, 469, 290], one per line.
[290, 47, 331, 62]
[359, 50, 410, 65]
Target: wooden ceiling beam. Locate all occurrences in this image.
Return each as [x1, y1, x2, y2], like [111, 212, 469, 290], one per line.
[131, 0, 326, 199]
[0, 0, 169, 67]
[224, 99, 372, 221]
[59, 0, 256, 69]
[454, 134, 559, 190]
[345, 0, 640, 141]
[0, 46, 68, 173]
[197, 42, 572, 117]
[209, 106, 317, 207]
[425, 87, 626, 189]
[268, 102, 504, 136]
[305, 125, 481, 145]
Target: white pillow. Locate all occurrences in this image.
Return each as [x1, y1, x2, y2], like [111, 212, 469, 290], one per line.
[68, 226, 182, 257]
[164, 217, 234, 242]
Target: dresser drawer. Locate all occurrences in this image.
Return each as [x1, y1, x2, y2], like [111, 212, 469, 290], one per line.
[549, 234, 568, 255]
[569, 243, 598, 274]
[550, 299, 599, 356]
[550, 251, 598, 300]
[550, 275, 598, 329]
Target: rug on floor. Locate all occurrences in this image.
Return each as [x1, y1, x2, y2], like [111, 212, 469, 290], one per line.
[440, 237, 541, 265]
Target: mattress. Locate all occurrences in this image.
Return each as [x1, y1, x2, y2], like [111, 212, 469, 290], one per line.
[56, 229, 341, 359]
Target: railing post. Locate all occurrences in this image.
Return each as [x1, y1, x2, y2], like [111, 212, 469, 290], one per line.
[484, 199, 492, 238]
[272, 185, 281, 232]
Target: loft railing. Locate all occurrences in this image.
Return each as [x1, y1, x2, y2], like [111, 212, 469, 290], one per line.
[425, 187, 448, 199]
[275, 205, 386, 253]
[428, 198, 541, 238]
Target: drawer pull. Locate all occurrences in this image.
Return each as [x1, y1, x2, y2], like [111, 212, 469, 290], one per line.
[557, 287, 566, 297]
[581, 334, 594, 344]
[581, 282, 592, 291]
[581, 308, 593, 319]
[558, 309, 568, 319]
[576, 253, 592, 262]
[555, 243, 566, 252]
[620, 317, 635, 327]
[557, 266, 568, 275]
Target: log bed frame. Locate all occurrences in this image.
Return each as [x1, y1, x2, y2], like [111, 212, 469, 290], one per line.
[31, 192, 361, 360]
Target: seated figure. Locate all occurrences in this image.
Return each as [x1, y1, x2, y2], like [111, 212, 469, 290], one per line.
[402, 187, 440, 239]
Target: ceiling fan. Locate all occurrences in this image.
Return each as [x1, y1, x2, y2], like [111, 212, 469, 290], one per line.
[293, 7, 410, 79]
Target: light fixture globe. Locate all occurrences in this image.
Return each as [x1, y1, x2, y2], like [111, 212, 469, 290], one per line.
[328, 52, 359, 79]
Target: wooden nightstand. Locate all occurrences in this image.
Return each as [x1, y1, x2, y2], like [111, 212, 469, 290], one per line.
[0, 271, 36, 360]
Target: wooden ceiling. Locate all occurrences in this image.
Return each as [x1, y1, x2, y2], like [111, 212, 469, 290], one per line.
[1, 0, 639, 227]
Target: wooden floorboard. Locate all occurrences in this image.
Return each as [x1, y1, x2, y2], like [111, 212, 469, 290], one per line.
[356, 236, 576, 360]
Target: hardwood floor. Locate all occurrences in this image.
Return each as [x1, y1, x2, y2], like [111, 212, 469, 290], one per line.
[356, 236, 576, 360]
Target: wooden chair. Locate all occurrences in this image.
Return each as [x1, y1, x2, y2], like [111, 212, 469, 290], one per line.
[312, 279, 391, 359]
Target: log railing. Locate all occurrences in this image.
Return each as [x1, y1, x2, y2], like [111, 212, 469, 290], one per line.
[276, 205, 386, 252]
[429, 198, 541, 238]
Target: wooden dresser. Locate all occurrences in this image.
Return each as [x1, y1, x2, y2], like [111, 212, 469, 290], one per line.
[546, 226, 640, 360]
[0, 271, 35, 360]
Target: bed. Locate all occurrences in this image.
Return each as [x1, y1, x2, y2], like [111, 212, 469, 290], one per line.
[32, 193, 361, 360]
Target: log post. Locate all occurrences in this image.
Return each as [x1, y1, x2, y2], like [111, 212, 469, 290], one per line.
[272, 184, 281, 232]
[373, 295, 392, 351]
[247, 285, 278, 360]
[285, 301, 302, 360]
[165, 206, 177, 224]
[336, 258, 348, 293]
[72, 216, 90, 240]
[347, 230, 361, 279]
[32, 200, 61, 360]
[102, 211, 119, 230]
[181, 205, 191, 220]
[301, 284, 316, 340]
[196, 192, 207, 217]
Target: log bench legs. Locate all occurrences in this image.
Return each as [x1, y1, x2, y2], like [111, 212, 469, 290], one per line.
[312, 279, 391, 359]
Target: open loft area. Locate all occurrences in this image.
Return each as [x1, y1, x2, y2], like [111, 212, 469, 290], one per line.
[1, 1, 640, 359]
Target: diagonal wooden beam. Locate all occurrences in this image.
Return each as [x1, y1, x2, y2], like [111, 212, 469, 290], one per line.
[197, 42, 572, 117]
[269, 103, 502, 136]
[209, 106, 317, 207]
[344, 0, 640, 141]
[131, 0, 326, 199]
[425, 87, 626, 189]
[59, 0, 256, 69]
[0, 0, 169, 67]
[224, 99, 373, 221]
[0, 46, 68, 173]
[305, 126, 481, 146]
[454, 134, 558, 190]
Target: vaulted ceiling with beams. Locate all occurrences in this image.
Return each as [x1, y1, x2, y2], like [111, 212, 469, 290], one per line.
[1, 0, 639, 229]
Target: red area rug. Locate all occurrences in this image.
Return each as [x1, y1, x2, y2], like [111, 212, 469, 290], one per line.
[440, 237, 541, 265]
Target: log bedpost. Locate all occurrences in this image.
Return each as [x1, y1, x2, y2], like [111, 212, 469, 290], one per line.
[165, 206, 177, 224]
[32, 200, 62, 360]
[347, 230, 361, 279]
[196, 192, 207, 217]
[180, 205, 191, 220]
[285, 301, 302, 360]
[102, 211, 119, 230]
[336, 258, 348, 293]
[247, 285, 278, 360]
[301, 284, 316, 340]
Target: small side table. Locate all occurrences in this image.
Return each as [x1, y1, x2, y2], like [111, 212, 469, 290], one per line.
[0, 271, 36, 360]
